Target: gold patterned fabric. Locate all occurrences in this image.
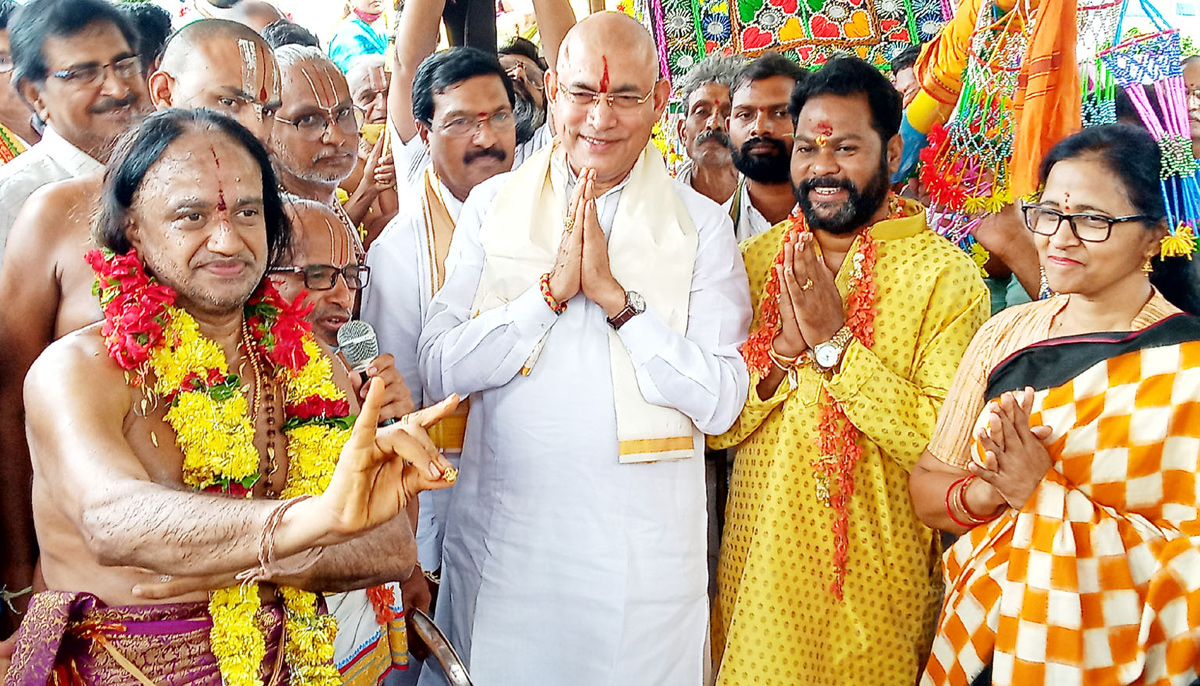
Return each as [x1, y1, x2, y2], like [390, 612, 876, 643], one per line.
[4, 591, 285, 686]
[709, 203, 990, 686]
[927, 291, 1180, 469]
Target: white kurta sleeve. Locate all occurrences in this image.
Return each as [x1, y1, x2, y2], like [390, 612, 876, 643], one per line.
[361, 214, 425, 409]
[418, 178, 560, 402]
[615, 198, 752, 435]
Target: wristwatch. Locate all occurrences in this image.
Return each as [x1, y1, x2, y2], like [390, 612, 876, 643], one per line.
[811, 327, 855, 373]
[607, 291, 646, 330]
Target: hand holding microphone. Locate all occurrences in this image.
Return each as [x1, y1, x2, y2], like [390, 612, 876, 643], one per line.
[337, 320, 415, 426]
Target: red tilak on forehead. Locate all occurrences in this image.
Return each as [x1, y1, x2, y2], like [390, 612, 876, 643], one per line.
[599, 56, 610, 93]
[211, 148, 227, 213]
[1063, 191, 1071, 213]
[816, 121, 833, 136]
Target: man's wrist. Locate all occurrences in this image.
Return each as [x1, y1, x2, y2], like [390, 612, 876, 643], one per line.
[597, 280, 626, 318]
[277, 495, 339, 553]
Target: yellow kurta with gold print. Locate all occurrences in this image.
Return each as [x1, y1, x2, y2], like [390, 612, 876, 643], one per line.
[710, 202, 989, 686]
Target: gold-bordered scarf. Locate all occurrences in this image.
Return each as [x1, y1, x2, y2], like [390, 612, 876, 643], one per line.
[419, 168, 468, 452]
[470, 141, 698, 463]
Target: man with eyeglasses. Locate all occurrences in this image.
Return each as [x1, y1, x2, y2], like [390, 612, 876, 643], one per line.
[0, 0, 150, 252]
[388, 0, 574, 188]
[342, 54, 399, 248]
[268, 196, 420, 686]
[360, 47, 518, 684]
[271, 44, 368, 257]
[727, 53, 808, 243]
[0, 0, 38, 167]
[0, 17, 284, 640]
[415, 13, 751, 685]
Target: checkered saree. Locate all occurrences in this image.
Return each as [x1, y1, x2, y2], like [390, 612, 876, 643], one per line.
[923, 315, 1200, 686]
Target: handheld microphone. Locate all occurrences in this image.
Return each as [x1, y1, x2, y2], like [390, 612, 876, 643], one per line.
[336, 320, 397, 426]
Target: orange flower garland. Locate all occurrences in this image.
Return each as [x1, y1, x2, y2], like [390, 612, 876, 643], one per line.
[742, 196, 901, 600]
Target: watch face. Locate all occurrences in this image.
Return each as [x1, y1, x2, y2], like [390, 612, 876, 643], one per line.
[628, 291, 646, 312]
[815, 343, 839, 368]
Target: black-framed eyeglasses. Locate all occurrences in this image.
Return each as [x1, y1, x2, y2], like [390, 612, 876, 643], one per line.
[556, 83, 657, 111]
[49, 55, 141, 86]
[276, 105, 364, 141]
[1020, 203, 1154, 243]
[269, 264, 370, 290]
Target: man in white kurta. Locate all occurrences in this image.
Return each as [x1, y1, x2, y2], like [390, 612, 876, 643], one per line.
[363, 46, 524, 580]
[415, 13, 751, 686]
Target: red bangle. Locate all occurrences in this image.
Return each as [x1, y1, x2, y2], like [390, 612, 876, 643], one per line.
[945, 477, 974, 528]
[959, 475, 1001, 523]
[540, 272, 566, 315]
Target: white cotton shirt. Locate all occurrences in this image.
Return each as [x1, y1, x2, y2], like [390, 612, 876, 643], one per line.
[0, 126, 102, 260]
[673, 158, 737, 215]
[415, 167, 751, 686]
[360, 176, 465, 572]
[733, 179, 792, 244]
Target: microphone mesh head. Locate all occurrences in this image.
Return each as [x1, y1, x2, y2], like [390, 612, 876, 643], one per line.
[336, 319, 379, 372]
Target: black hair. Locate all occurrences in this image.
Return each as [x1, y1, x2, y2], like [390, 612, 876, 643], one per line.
[261, 19, 320, 50]
[11, 0, 141, 86]
[0, 0, 16, 31]
[120, 1, 173, 72]
[498, 36, 546, 72]
[729, 51, 807, 100]
[412, 46, 515, 126]
[95, 108, 291, 268]
[890, 44, 921, 74]
[1039, 124, 1165, 222]
[788, 55, 902, 144]
[1039, 124, 1200, 314]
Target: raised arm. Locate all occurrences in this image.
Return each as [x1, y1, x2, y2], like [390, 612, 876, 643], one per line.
[28, 336, 454, 578]
[530, 0, 575, 73]
[388, 0, 447, 143]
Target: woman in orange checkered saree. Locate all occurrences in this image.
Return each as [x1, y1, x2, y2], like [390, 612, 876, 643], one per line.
[909, 123, 1200, 686]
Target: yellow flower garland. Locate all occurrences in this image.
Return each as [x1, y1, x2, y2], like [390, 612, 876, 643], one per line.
[152, 306, 346, 686]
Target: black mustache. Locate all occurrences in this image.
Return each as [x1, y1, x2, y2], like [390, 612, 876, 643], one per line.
[88, 94, 139, 114]
[696, 130, 731, 148]
[739, 136, 788, 156]
[464, 147, 507, 164]
[799, 177, 857, 193]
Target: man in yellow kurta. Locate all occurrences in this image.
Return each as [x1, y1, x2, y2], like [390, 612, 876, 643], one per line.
[709, 56, 990, 686]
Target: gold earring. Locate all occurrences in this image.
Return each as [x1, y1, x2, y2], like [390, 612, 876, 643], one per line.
[1143, 257, 1154, 274]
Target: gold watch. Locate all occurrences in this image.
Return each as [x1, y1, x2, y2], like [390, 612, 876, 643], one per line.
[811, 327, 854, 373]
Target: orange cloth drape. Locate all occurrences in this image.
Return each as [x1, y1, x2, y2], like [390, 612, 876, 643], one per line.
[1010, 0, 1080, 198]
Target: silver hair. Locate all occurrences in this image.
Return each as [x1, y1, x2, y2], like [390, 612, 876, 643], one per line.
[674, 54, 747, 107]
[273, 44, 334, 71]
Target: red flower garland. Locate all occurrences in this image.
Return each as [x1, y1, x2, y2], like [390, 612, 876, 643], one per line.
[741, 198, 900, 600]
[87, 248, 316, 379]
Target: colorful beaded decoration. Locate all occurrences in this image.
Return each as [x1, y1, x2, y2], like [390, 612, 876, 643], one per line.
[1100, 28, 1200, 257]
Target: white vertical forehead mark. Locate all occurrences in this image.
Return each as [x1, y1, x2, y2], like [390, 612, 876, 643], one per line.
[321, 66, 339, 109]
[299, 66, 331, 109]
[238, 39, 258, 97]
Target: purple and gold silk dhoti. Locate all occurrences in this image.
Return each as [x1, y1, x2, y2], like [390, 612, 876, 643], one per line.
[5, 591, 286, 686]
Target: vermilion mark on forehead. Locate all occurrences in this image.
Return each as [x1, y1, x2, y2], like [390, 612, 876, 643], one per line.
[816, 121, 833, 136]
[599, 56, 610, 93]
[211, 148, 227, 213]
[1063, 191, 1071, 213]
